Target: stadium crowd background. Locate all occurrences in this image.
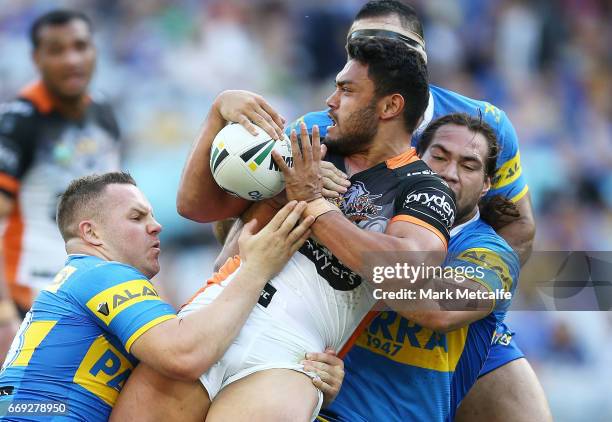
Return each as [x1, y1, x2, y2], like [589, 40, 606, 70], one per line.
[0, 0, 610, 420]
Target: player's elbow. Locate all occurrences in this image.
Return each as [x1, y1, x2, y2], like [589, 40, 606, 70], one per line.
[410, 238, 448, 268]
[177, 193, 247, 223]
[176, 195, 210, 223]
[523, 217, 536, 242]
[164, 360, 200, 381]
[162, 350, 214, 381]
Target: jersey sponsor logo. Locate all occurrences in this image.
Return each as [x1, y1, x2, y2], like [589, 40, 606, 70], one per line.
[404, 191, 455, 227]
[97, 302, 110, 316]
[51, 136, 104, 167]
[258, 283, 276, 308]
[493, 331, 512, 346]
[492, 152, 522, 189]
[86, 279, 162, 326]
[74, 335, 134, 406]
[339, 181, 383, 223]
[0, 101, 33, 118]
[356, 311, 468, 371]
[111, 285, 157, 308]
[456, 248, 513, 293]
[299, 239, 362, 291]
[483, 102, 502, 124]
[404, 169, 436, 177]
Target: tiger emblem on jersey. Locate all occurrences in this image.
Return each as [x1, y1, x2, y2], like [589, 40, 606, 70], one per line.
[340, 181, 383, 223]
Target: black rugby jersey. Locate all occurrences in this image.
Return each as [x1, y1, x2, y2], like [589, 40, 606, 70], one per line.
[299, 148, 456, 292]
[0, 81, 121, 309]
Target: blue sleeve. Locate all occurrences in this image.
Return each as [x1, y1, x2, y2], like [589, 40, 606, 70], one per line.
[285, 110, 332, 138]
[484, 107, 528, 203]
[70, 262, 177, 352]
[446, 245, 519, 314]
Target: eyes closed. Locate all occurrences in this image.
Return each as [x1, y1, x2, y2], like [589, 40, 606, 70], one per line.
[430, 154, 482, 172]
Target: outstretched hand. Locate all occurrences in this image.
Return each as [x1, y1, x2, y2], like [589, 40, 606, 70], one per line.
[238, 201, 314, 280]
[272, 122, 324, 203]
[213, 90, 286, 140]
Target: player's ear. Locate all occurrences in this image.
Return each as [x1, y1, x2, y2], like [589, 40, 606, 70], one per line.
[379, 93, 404, 121]
[79, 220, 103, 246]
[481, 175, 491, 199]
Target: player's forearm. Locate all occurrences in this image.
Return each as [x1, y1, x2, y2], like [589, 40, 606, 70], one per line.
[396, 281, 492, 332]
[176, 106, 249, 222]
[496, 194, 535, 266]
[213, 220, 243, 271]
[374, 263, 493, 331]
[498, 222, 533, 266]
[312, 212, 437, 278]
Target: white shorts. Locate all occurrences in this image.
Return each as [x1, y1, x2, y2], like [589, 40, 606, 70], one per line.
[179, 268, 324, 417]
[178, 254, 375, 417]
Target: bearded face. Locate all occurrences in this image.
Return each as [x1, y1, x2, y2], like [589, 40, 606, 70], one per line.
[325, 59, 382, 156]
[325, 100, 379, 155]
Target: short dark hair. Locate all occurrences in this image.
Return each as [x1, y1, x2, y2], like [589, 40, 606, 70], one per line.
[57, 172, 135, 241]
[416, 113, 498, 180]
[30, 9, 93, 48]
[355, 0, 424, 40]
[347, 37, 429, 133]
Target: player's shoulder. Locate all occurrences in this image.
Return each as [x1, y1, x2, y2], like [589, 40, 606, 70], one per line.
[396, 158, 453, 195]
[397, 156, 438, 177]
[451, 218, 519, 268]
[393, 158, 457, 233]
[0, 99, 36, 118]
[89, 92, 115, 113]
[88, 93, 120, 139]
[62, 255, 147, 294]
[0, 99, 37, 135]
[454, 218, 511, 251]
[429, 85, 512, 131]
[82, 256, 145, 281]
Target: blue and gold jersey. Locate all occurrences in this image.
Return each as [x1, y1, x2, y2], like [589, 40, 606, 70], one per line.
[287, 84, 528, 204]
[319, 216, 520, 422]
[0, 255, 176, 421]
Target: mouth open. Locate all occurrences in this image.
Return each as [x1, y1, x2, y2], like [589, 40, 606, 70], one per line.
[328, 113, 337, 127]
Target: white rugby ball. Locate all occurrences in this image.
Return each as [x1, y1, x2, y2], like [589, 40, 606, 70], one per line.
[210, 123, 292, 200]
